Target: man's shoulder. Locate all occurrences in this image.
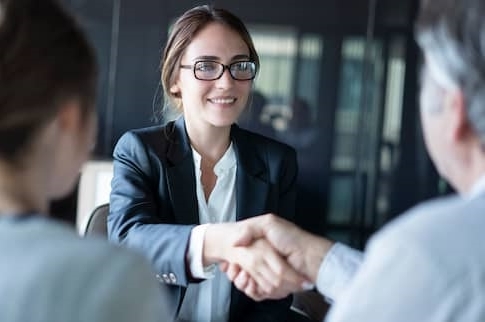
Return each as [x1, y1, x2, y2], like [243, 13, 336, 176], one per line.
[377, 195, 459, 234]
[369, 194, 485, 263]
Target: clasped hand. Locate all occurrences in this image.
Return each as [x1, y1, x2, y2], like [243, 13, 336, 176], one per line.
[204, 214, 327, 301]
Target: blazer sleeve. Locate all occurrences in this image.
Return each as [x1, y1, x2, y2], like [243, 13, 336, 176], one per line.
[107, 131, 194, 287]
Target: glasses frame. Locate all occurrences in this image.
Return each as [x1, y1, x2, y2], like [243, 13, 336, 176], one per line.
[179, 60, 257, 81]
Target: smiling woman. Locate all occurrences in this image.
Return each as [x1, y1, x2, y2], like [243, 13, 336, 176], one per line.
[107, 4, 305, 322]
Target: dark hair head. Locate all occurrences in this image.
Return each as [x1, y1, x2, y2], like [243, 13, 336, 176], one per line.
[160, 5, 259, 121]
[415, 0, 485, 143]
[0, 0, 98, 162]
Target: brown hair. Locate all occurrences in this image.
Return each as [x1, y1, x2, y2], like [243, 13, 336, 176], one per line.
[0, 0, 98, 162]
[160, 5, 259, 120]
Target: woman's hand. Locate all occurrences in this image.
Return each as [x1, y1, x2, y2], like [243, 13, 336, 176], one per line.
[203, 221, 310, 301]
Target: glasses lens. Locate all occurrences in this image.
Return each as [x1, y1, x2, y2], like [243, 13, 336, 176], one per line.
[194, 61, 222, 80]
[230, 61, 256, 80]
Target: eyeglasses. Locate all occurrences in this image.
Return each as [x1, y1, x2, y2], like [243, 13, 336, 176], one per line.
[180, 60, 257, 81]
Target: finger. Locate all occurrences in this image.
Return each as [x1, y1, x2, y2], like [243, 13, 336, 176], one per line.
[231, 215, 275, 247]
[262, 243, 308, 293]
[219, 261, 228, 272]
[236, 242, 277, 294]
[244, 278, 266, 302]
[225, 263, 241, 282]
[248, 239, 309, 297]
[234, 270, 250, 290]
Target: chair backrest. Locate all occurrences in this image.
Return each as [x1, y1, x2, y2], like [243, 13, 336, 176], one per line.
[83, 203, 109, 237]
[76, 160, 113, 234]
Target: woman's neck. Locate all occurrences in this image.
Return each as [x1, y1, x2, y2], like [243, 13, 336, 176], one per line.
[186, 122, 232, 163]
[0, 163, 46, 216]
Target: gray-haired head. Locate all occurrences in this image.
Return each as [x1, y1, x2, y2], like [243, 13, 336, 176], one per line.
[415, 0, 485, 145]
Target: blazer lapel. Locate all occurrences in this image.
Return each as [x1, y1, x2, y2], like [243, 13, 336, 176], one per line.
[232, 125, 270, 220]
[165, 117, 199, 225]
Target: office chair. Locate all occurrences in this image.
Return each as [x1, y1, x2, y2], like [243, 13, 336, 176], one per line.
[83, 203, 109, 237]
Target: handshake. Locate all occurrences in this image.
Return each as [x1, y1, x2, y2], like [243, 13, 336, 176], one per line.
[203, 214, 334, 301]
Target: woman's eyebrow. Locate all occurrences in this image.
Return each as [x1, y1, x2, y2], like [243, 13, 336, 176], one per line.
[191, 54, 250, 61]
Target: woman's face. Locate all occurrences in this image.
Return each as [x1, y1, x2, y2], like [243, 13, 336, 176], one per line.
[171, 22, 253, 131]
[49, 103, 97, 199]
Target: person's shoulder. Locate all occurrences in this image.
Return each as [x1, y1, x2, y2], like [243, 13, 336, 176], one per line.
[23, 218, 147, 267]
[383, 194, 467, 233]
[371, 195, 458, 241]
[118, 124, 170, 144]
[369, 194, 485, 263]
[0, 219, 165, 322]
[114, 122, 179, 157]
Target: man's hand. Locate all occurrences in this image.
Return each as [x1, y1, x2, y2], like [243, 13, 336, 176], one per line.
[221, 214, 334, 300]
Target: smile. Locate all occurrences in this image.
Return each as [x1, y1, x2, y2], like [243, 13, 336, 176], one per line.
[208, 97, 237, 104]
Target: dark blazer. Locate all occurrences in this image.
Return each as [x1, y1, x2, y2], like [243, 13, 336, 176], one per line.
[108, 117, 298, 322]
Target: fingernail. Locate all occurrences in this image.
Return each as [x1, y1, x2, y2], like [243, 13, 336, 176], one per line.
[301, 281, 314, 290]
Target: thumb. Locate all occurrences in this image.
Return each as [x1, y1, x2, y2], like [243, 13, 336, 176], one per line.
[232, 217, 267, 246]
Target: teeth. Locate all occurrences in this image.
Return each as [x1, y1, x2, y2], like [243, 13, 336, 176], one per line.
[210, 98, 236, 104]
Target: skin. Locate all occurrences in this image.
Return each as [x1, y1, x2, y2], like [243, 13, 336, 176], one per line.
[221, 214, 332, 300]
[0, 100, 97, 217]
[171, 22, 251, 170]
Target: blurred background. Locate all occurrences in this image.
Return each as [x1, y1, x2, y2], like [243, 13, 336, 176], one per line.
[57, 0, 451, 249]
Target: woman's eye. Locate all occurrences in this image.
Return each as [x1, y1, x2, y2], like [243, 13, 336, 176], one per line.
[197, 62, 217, 72]
[233, 62, 248, 71]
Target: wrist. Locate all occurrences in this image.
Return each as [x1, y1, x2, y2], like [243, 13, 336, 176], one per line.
[202, 223, 229, 266]
[304, 235, 334, 283]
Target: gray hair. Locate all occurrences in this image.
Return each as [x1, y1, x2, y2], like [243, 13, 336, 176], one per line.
[415, 0, 485, 144]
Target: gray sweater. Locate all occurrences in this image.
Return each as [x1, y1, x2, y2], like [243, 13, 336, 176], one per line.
[0, 216, 166, 322]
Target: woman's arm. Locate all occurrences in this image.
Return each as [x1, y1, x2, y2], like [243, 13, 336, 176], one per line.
[107, 131, 195, 287]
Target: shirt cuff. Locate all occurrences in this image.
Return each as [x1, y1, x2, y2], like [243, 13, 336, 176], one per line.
[187, 224, 216, 279]
[316, 242, 363, 302]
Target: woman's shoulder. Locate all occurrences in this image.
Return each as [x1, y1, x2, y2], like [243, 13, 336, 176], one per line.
[121, 122, 174, 141]
[0, 217, 143, 264]
[115, 122, 180, 151]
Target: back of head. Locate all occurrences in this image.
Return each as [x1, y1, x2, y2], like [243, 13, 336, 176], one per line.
[0, 0, 97, 164]
[415, 0, 485, 143]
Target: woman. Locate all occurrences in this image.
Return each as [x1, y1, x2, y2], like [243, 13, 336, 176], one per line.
[108, 5, 301, 322]
[0, 0, 163, 321]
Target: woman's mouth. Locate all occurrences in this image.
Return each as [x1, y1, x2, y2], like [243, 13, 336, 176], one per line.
[208, 97, 237, 104]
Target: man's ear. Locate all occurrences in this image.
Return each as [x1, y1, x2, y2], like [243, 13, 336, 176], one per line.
[447, 89, 471, 142]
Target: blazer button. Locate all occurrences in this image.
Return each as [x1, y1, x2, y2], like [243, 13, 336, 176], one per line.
[156, 274, 163, 282]
[169, 273, 177, 283]
[162, 273, 171, 283]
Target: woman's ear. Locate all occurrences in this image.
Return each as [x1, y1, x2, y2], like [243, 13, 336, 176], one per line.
[57, 100, 82, 133]
[170, 83, 181, 97]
